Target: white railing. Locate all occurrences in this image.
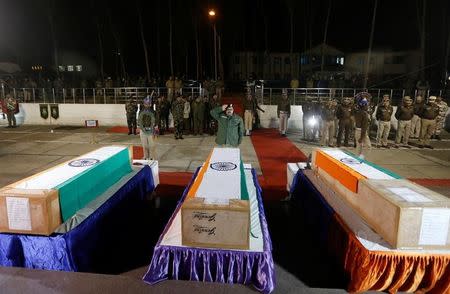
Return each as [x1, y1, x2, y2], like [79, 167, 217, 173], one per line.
[1, 87, 202, 104]
[257, 87, 447, 105]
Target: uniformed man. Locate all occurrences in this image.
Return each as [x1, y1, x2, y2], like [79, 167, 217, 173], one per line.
[354, 96, 371, 157]
[302, 99, 314, 141]
[138, 97, 158, 160]
[125, 95, 138, 135]
[418, 96, 440, 149]
[394, 96, 414, 147]
[192, 96, 205, 135]
[210, 104, 244, 147]
[160, 96, 170, 135]
[166, 76, 175, 101]
[171, 95, 185, 139]
[243, 94, 254, 136]
[174, 77, 183, 96]
[410, 95, 425, 139]
[336, 97, 353, 147]
[183, 95, 191, 134]
[277, 90, 291, 136]
[5, 94, 17, 128]
[207, 94, 221, 135]
[433, 96, 448, 140]
[375, 95, 394, 148]
[154, 95, 166, 135]
[320, 99, 337, 147]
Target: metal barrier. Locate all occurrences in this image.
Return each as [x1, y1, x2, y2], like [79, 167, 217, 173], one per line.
[258, 87, 447, 105]
[3, 87, 202, 104]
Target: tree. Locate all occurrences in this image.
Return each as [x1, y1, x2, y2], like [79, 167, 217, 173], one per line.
[136, 0, 151, 84]
[47, 0, 59, 77]
[364, 0, 378, 89]
[285, 0, 295, 78]
[320, 0, 332, 75]
[90, 0, 104, 82]
[168, 0, 174, 77]
[416, 0, 427, 80]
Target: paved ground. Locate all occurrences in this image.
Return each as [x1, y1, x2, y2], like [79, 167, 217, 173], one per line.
[0, 123, 449, 294]
[0, 125, 261, 188]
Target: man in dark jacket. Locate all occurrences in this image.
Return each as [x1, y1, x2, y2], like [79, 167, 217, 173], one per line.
[210, 104, 244, 147]
[320, 99, 337, 146]
[375, 95, 394, 148]
[418, 96, 440, 149]
[354, 96, 371, 157]
[394, 96, 414, 147]
[336, 97, 353, 147]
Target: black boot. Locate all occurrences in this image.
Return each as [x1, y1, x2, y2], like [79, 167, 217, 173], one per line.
[133, 128, 137, 135]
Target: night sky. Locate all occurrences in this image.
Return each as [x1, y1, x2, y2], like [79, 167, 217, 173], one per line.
[0, 0, 448, 81]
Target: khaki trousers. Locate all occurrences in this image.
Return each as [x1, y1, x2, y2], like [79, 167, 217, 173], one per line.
[279, 112, 289, 134]
[355, 128, 371, 157]
[244, 110, 253, 131]
[419, 119, 436, 146]
[395, 120, 411, 145]
[410, 114, 421, 138]
[376, 120, 391, 146]
[140, 131, 156, 160]
[320, 120, 335, 146]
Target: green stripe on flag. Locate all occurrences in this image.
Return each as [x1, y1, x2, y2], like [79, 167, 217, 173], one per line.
[240, 159, 250, 200]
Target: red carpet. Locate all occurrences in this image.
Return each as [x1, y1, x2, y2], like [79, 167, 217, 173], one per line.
[155, 172, 194, 198]
[409, 178, 450, 187]
[251, 128, 308, 200]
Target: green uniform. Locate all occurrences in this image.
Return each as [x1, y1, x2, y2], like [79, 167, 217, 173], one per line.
[137, 108, 156, 134]
[192, 99, 205, 135]
[210, 106, 244, 147]
[172, 98, 185, 139]
[125, 100, 138, 134]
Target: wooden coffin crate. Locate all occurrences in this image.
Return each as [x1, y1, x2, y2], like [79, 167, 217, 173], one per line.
[181, 198, 250, 250]
[358, 179, 450, 249]
[0, 187, 61, 235]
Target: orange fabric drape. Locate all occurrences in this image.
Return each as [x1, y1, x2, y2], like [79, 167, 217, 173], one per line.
[186, 150, 213, 198]
[329, 214, 450, 293]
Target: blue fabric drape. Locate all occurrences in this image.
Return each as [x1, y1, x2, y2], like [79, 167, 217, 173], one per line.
[290, 170, 335, 245]
[0, 166, 155, 273]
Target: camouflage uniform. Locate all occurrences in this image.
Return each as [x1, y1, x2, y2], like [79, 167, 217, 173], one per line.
[6, 96, 17, 127]
[192, 97, 205, 135]
[418, 97, 440, 147]
[125, 98, 138, 135]
[434, 99, 448, 138]
[172, 97, 185, 139]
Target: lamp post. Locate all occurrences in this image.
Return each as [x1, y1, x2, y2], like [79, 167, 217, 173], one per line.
[208, 9, 217, 81]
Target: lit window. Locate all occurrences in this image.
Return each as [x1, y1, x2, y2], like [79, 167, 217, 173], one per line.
[67, 65, 74, 72]
[340, 57, 344, 65]
[76, 65, 82, 72]
[58, 65, 65, 72]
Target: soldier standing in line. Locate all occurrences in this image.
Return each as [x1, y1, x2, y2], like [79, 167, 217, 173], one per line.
[302, 99, 313, 140]
[336, 97, 353, 147]
[5, 94, 17, 128]
[375, 95, 394, 148]
[433, 96, 448, 140]
[320, 99, 337, 147]
[175, 77, 183, 96]
[192, 96, 205, 135]
[137, 97, 158, 160]
[277, 90, 291, 137]
[394, 96, 414, 148]
[160, 96, 170, 135]
[166, 76, 175, 101]
[154, 95, 165, 135]
[418, 96, 440, 149]
[243, 94, 254, 136]
[410, 95, 425, 139]
[183, 95, 192, 134]
[353, 95, 371, 158]
[125, 95, 138, 135]
[207, 94, 221, 135]
[172, 95, 185, 140]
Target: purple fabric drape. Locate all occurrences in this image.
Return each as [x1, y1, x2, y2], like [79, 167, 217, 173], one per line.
[143, 168, 275, 294]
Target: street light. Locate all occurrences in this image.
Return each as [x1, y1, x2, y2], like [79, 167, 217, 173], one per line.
[208, 9, 217, 81]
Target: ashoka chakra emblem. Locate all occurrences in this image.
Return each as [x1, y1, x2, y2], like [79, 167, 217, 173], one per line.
[210, 162, 237, 171]
[69, 158, 100, 167]
[340, 157, 362, 165]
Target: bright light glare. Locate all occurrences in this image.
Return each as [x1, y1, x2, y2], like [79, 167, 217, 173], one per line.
[308, 116, 317, 127]
[208, 10, 216, 16]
